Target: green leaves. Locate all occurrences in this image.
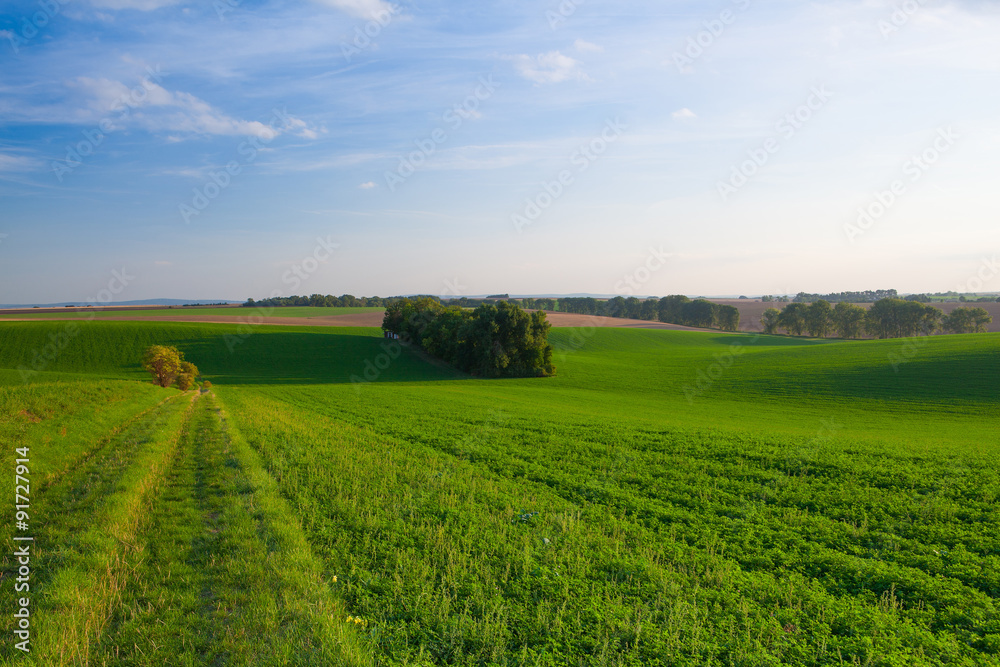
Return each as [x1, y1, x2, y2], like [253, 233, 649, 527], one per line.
[382, 299, 555, 378]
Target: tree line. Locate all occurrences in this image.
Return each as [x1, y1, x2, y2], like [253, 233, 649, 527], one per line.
[760, 299, 992, 339]
[789, 289, 898, 303]
[242, 294, 739, 331]
[761, 289, 1000, 304]
[244, 293, 562, 310]
[382, 298, 555, 378]
[557, 295, 741, 332]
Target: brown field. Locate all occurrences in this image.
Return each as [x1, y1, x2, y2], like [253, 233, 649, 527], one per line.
[711, 299, 1000, 334]
[3, 301, 997, 334]
[541, 312, 711, 331]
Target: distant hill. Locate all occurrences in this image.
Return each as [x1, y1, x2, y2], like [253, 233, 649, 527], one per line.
[0, 298, 241, 308]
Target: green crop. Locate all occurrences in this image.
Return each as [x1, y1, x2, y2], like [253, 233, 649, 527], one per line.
[0, 320, 997, 665]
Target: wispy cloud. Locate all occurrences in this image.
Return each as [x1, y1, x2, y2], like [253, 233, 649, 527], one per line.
[0, 153, 41, 172]
[89, 0, 185, 9]
[574, 39, 604, 54]
[312, 0, 395, 20]
[67, 77, 320, 139]
[508, 51, 587, 84]
[358, 181, 376, 189]
[672, 108, 697, 121]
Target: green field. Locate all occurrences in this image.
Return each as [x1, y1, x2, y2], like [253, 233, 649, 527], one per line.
[0, 306, 383, 319]
[1, 320, 998, 665]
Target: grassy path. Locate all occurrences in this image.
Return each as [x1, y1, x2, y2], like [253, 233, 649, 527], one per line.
[1, 390, 370, 666]
[22, 391, 196, 664]
[89, 391, 371, 666]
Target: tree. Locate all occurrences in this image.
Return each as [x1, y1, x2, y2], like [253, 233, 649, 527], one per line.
[832, 302, 866, 339]
[382, 298, 554, 378]
[717, 305, 740, 332]
[682, 299, 717, 328]
[943, 307, 992, 334]
[865, 299, 943, 339]
[639, 298, 659, 321]
[382, 297, 443, 345]
[804, 300, 833, 338]
[760, 308, 781, 335]
[657, 295, 690, 324]
[142, 345, 183, 388]
[777, 302, 807, 336]
[176, 361, 199, 390]
[143, 346, 200, 389]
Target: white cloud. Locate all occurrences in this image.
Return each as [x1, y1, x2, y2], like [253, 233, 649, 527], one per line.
[89, 0, 184, 9]
[358, 181, 376, 189]
[574, 39, 604, 54]
[68, 77, 321, 140]
[509, 51, 587, 84]
[312, 0, 395, 20]
[0, 154, 41, 172]
[672, 108, 697, 120]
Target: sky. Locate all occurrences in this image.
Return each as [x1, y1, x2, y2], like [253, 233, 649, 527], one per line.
[1, 0, 999, 304]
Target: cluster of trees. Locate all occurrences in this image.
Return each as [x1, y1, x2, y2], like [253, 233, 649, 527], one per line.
[244, 294, 550, 310]
[142, 345, 201, 389]
[761, 299, 992, 339]
[242, 293, 741, 332]
[383, 298, 555, 378]
[556, 295, 740, 332]
[245, 294, 395, 308]
[791, 289, 898, 304]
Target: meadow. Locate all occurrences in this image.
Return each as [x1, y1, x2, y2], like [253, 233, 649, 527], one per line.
[0, 306, 383, 320]
[0, 320, 997, 665]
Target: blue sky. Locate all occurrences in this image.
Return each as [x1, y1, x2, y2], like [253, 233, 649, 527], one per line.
[1, 0, 998, 303]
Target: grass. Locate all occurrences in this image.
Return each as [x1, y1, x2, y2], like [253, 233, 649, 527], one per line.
[0, 306, 383, 319]
[0, 320, 997, 665]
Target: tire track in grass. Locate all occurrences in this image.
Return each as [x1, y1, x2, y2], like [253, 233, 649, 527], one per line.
[91, 391, 372, 666]
[24, 391, 197, 665]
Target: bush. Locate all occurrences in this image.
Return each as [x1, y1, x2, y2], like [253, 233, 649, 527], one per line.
[142, 345, 199, 389]
[383, 299, 555, 378]
[142, 345, 183, 387]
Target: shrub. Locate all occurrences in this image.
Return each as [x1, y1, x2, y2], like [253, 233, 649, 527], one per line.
[142, 346, 200, 389]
